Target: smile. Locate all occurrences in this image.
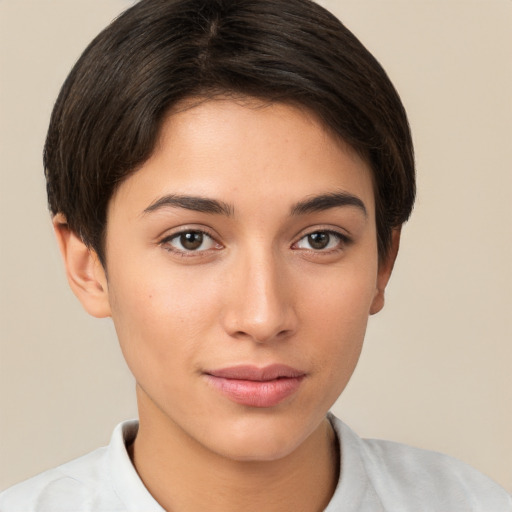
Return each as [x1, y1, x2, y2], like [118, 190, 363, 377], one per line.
[204, 364, 306, 408]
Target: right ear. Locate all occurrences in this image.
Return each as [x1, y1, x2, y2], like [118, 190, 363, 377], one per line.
[53, 214, 111, 318]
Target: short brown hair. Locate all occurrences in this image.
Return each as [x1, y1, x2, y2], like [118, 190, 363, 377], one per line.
[44, 0, 415, 265]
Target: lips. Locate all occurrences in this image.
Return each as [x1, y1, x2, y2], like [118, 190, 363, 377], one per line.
[204, 364, 306, 408]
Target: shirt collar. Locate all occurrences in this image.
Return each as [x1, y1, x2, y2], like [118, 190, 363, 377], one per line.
[108, 420, 165, 512]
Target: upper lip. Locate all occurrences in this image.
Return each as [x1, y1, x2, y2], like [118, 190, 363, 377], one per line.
[205, 364, 305, 381]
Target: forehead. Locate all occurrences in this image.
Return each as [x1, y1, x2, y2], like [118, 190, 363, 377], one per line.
[108, 97, 375, 219]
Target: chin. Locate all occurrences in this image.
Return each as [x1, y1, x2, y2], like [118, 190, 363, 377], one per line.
[216, 438, 299, 463]
[202, 413, 318, 463]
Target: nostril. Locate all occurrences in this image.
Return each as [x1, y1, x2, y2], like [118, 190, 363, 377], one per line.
[231, 326, 294, 344]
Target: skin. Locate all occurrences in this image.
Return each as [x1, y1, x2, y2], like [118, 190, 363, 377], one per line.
[54, 98, 399, 512]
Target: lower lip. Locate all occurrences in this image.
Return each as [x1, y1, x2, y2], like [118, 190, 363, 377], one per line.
[205, 375, 304, 407]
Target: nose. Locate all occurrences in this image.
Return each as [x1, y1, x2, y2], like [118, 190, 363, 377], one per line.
[221, 248, 298, 344]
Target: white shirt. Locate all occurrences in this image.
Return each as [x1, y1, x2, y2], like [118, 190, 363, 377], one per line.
[1, 415, 510, 511]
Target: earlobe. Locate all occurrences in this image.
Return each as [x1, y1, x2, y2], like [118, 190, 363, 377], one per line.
[53, 214, 111, 318]
[370, 228, 401, 315]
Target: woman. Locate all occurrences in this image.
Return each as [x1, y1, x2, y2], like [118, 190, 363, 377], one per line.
[1, 0, 510, 510]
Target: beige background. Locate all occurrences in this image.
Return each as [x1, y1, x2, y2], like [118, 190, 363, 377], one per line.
[1, 0, 511, 492]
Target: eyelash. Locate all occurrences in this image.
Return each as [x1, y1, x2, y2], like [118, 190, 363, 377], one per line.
[159, 228, 350, 257]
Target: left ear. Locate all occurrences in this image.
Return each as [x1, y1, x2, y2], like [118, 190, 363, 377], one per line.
[370, 228, 401, 315]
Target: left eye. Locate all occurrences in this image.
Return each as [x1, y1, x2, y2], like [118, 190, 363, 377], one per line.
[163, 231, 219, 252]
[294, 231, 344, 251]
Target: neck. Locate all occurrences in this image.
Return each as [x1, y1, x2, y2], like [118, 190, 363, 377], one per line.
[129, 389, 339, 512]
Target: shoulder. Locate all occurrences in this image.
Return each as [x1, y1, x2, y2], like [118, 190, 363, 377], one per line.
[0, 446, 123, 512]
[360, 437, 512, 510]
[0, 420, 143, 512]
[330, 415, 512, 511]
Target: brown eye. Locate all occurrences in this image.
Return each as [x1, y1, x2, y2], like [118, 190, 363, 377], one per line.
[307, 232, 330, 250]
[164, 230, 219, 253]
[180, 231, 204, 250]
[294, 230, 345, 251]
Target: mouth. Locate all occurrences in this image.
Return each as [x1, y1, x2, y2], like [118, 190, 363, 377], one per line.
[204, 364, 306, 408]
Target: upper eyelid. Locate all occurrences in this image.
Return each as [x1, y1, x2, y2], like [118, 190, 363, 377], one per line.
[293, 226, 351, 242]
[159, 226, 219, 242]
[299, 230, 342, 241]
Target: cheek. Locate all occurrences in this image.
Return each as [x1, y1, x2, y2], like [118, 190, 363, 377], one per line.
[106, 261, 224, 377]
[301, 257, 377, 326]
[300, 262, 377, 377]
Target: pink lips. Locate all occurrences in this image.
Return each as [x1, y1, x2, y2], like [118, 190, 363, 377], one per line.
[204, 364, 305, 408]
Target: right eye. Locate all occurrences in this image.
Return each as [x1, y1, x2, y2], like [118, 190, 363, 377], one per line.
[161, 230, 221, 254]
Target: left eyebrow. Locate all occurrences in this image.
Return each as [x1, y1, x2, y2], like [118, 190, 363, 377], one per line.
[290, 191, 368, 217]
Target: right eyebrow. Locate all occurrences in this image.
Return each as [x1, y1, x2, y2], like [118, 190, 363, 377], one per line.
[142, 194, 234, 217]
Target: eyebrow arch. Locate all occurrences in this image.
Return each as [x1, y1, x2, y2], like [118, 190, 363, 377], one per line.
[143, 194, 234, 216]
[291, 191, 367, 217]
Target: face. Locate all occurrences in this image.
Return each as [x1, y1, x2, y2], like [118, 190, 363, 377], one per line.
[96, 98, 392, 461]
